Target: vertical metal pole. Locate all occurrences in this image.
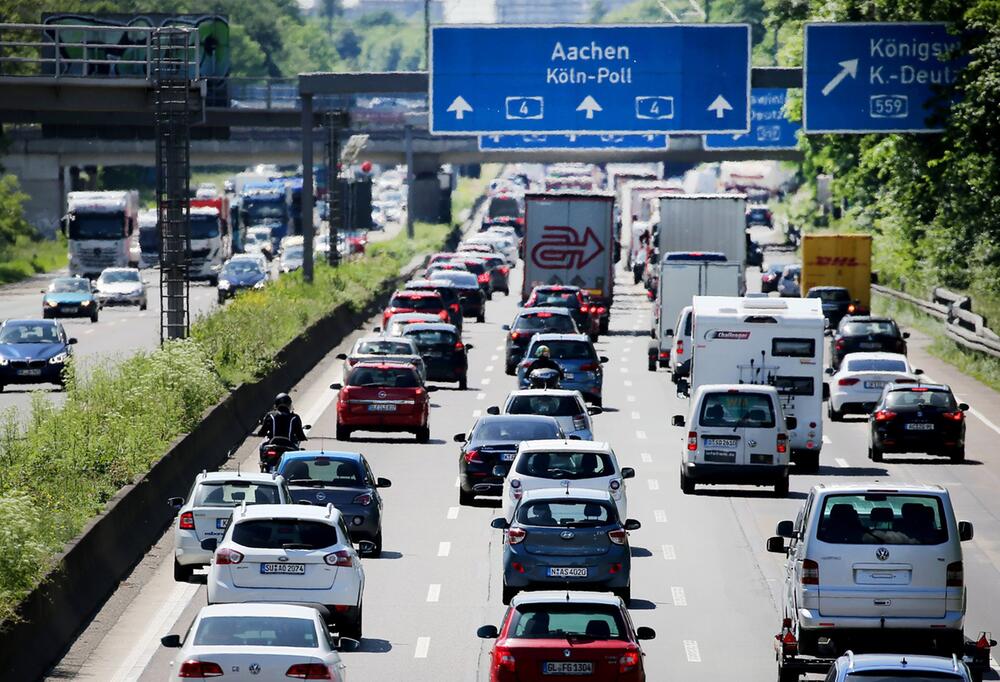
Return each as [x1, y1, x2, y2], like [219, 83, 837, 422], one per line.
[405, 123, 415, 239]
[424, 0, 431, 69]
[327, 114, 341, 266]
[302, 93, 315, 284]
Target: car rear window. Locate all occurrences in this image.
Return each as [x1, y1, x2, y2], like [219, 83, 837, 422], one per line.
[193, 616, 318, 648]
[434, 272, 479, 288]
[843, 321, 898, 336]
[515, 451, 614, 479]
[844, 673, 964, 681]
[357, 340, 412, 355]
[526, 340, 596, 360]
[699, 392, 776, 428]
[390, 295, 442, 311]
[231, 519, 340, 549]
[405, 329, 457, 346]
[516, 500, 615, 527]
[808, 289, 851, 302]
[846, 359, 908, 372]
[462, 261, 487, 275]
[488, 197, 520, 218]
[281, 457, 364, 485]
[474, 420, 560, 441]
[884, 389, 956, 410]
[347, 367, 420, 388]
[816, 494, 948, 545]
[510, 604, 626, 640]
[514, 314, 576, 333]
[532, 291, 580, 308]
[193, 482, 281, 506]
[508, 395, 583, 417]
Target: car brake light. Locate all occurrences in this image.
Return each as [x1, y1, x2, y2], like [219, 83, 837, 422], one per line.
[179, 511, 195, 530]
[438, 310, 449, 321]
[777, 433, 788, 454]
[507, 528, 526, 544]
[911, 387, 929, 392]
[835, 340, 845, 351]
[687, 432, 698, 451]
[535, 312, 552, 318]
[509, 331, 521, 340]
[178, 660, 225, 678]
[618, 650, 640, 674]
[455, 341, 465, 350]
[500, 266, 509, 274]
[573, 415, 587, 431]
[676, 339, 684, 355]
[496, 646, 517, 672]
[464, 449, 483, 464]
[947, 561, 963, 587]
[838, 378, 859, 386]
[942, 411, 964, 422]
[608, 528, 627, 545]
[450, 303, 460, 313]
[477, 273, 490, 283]
[658, 351, 669, 359]
[215, 548, 243, 565]
[286, 663, 332, 679]
[352, 493, 373, 506]
[874, 409, 897, 421]
[579, 362, 599, 371]
[596, 306, 606, 315]
[801, 559, 819, 585]
[325, 550, 353, 567]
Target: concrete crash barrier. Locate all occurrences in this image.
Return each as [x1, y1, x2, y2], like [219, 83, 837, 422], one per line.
[0, 226, 459, 680]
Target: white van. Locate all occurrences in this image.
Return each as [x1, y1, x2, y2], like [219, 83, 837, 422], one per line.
[666, 305, 693, 383]
[767, 484, 973, 658]
[671, 384, 793, 496]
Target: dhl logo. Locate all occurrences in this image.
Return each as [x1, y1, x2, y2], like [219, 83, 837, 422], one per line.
[811, 256, 862, 266]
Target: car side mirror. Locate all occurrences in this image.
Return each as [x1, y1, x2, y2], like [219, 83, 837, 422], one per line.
[336, 353, 348, 360]
[501, 324, 510, 331]
[599, 356, 609, 363]
[785, 416, 798, 430]
[40, 289, 46, 294]
[587, 406, 602, 416]
[68, 338, 78, 345]
[671, 415, 685, 428]
[486, 406, 500, 415]
[168, 496, 184, 509]
[824, 328, 833, 336]
[372, 326, 381, 332]
[200, 538, 218, 552]
[775, 520, 795, 538]
[490, 517, 508, 530]
[330, 383, 343, 390]
[567, 434, 582, 440]
[376, 477, 391, 488]
[636, 626, 656, 640]
[454, 433, 466, 443]
[303, 424, 312, 430]
[914, 368, 924, 375]
[959, 521, 974, 541]
[624, 519, 641, 531]
[492, 465, 506, 477]
[903, 332, 910, 339]
[959, 402, 969, 412]
[160, 634, 182, 648]
[621, 467, 635, 479]
[466, 344, 474, 350]
[766, 537, 786, 554]
[477, 625, 499, 639]
[426, 385, 439, 392]
[825, 367, 835, 376]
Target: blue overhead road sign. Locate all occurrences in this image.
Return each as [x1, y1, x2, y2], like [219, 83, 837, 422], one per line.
[704, 88, 800, 150]
[479, 133, 669, 151]
[804, 22, 964, 133]
[430, 24, 751, 135]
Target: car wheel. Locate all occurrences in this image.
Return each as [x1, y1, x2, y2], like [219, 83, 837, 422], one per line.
[949, 446, 965, 463]
[0, 384, 5, 393]
[140, 301, 147, 311]
[336, 425, 351, 441]
[599, 317, 609, 335]
[42, 310, 51, 319]
[797, 451, 820, 472]
[369, 530, 383, 558]
[207, 276, 218, 287]
[217, 293, 225, 305]
[647, 353, 657, 372]
[416, 427, 430, 443]
[459, 487, 475, 506]
[613, 586, 631, 606]
[173, 558, 194, 583]
[341, 604, 362, 640]
[870, 444, 883, 462]
[774, 476, 789, 497]
[458, 375, 468, 391]
[90, 311, 99, 323]
[680, 471, 695, 494]
[777, 664, 800, 682]
[476, 311, 485, 323]
[501, 583, 517, 605]
[590, 333, 599, 343]
[505, 363, 516, 376]
[486, 290, 493, 301]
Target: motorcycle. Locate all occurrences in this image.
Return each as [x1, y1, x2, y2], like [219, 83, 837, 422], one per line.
[527, 367, 562, 390]
[258, 436, 300, 473]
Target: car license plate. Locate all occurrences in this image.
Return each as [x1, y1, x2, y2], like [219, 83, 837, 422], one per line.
[16, 369, 42, 376]
[860, 342, 881, 349]
[62, 306, 79, 314]
[563, 372, 575, 380]
[905, 422, 935, 431]
[864, 380, 887, 389]
[543, 662, 593, 675]
[367, 403, 397, 412]
[216, 517, 230, 530]
[547, 567, 587, 578]
[501, 452, 515, 461]
[260, 562, 305, 574]
[703, 437, 738, 449]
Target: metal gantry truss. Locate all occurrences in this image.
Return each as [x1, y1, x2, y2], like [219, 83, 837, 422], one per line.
[325, 111, 342, 266]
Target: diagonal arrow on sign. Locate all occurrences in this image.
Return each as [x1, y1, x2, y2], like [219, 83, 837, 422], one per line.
[821, 58, 859, 96]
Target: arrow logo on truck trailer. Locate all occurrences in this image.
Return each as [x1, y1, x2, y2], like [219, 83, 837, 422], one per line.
[530, 225, 606, 270]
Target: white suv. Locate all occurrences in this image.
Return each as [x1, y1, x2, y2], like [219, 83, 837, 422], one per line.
[489, 389, 601, 440]
[204, 504, 366, 639]
[767, 484, 973, 658]
[169, 471, 293, 582]
[501, 440, 634, 522]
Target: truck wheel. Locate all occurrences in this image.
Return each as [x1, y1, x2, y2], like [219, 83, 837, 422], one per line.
[777, 665, 800, 682]
[648, 355, 657, 372]
[476, 311, 485, 323]
[797, 452, 819, 473]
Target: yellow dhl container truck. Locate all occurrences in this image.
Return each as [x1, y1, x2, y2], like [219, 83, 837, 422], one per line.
[801, 234, 872, 311]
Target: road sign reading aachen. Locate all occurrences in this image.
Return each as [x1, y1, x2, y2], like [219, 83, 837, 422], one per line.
[478, 133, 669, 151]
[430, 24, 751, 136]
[804, 22, 964, 134]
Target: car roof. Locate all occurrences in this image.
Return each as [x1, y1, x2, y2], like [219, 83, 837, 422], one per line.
[4, 318, 59, 327]
[807, 285, 848, 291]
[196, 602, 323, 619]
[358, 335, 412, 344]
[282, 450, 362, 463]
[476, 414, 561, 425]
[841, 352, 909, 362]
[196, 471, 284, 484]
[813, 483, 946, 495]
[518, 439, 612, 453]
[517, 307, 572, 316]
[533, 285, 581, 293]
[99, 267, 139, 274]
[393, 290, 439, 297]
[236, 503, 342, 522]
[529, 333, 591, 343]
[388, 313, 440, 321]
[403, 323, 458, 332]
[840, 652, 966, 673]
[841, 315, 894, 324]
[520, 487, 615, 503]
[512, 590, 623, 607]
[350, 360, 419, 370]
[885, 382, 950, 392]
[507, 389, 583, 398]
[696, 383, 778, 395]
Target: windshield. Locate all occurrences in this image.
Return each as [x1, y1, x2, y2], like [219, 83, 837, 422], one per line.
[49, 279, 90, 293]
[809, 288, 851, 302]
[282, 246, 304, 260]
[474, 419, 560, 441]
[280, 457, 364, 486]
[461, 261, 487, 275]
[434, 272, 478, 288]
[516, 500, 614, 527]
[488, 197, 520, 218]
[193, 616, 319, 648]
[527, 340, 595, 361]
[245, 200, 286, 221]
[531, 291, 580, 308]
[699, 392, 776, 428]
[0, 323, 62, 344]
[357, 340, 412, 355]
[390, 295, 443, 311]
[138, 226, 158, 250]
[515, 450, 614, 479]
[508, 395, 583, 417]
[509, 604, 626, 641]
[231, 519, 339, 550]
[847, 359, 908, 372]
[405, 329, 456, 346]
[347, 367, 420, 388]
[192, 481, 281, 506]
[190, 214, 221, 240]
[222, 261, 262, 277]
[843, 321, 898, 336]
[884, 389, 957, 410]
[817, 494, 948, 545]
[515, 314, 576, 333]
[69, 213, 124, 240]
[99, 271, 140, 285]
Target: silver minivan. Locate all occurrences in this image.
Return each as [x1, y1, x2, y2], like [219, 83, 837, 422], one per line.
[767, 484, 973, 658]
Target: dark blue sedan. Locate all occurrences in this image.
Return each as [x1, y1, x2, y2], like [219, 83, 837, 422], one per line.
[0, 319, 77, 391]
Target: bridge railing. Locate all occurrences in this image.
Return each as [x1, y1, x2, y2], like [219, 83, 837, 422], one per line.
[0, 22, 199, 80]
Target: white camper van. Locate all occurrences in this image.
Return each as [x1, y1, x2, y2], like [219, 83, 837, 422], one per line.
[688, 296, 825, 470]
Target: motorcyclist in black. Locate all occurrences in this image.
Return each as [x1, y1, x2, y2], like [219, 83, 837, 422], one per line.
[258, 392, 307, 444]
[525, 345, 564, 380]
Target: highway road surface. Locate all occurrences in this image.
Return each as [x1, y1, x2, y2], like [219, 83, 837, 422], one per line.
[47, 248, 1000, 681]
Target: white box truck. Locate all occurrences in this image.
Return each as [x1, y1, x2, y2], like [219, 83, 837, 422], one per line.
[523, 192, 615, 333]
[687, 296, 826, 470]
[657, 193, 748, 276]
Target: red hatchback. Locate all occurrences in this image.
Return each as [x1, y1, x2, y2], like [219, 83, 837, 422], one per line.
[478, 591, 655, 682]
[382, 290, 449, 327]
[332, 361, 432, 443]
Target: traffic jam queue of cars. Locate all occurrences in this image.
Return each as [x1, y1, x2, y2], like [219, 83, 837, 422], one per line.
[155, 165, 994, 682]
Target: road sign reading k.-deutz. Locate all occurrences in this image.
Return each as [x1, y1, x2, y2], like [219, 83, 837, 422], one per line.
[430, 24, 751, 136]
[704, 88, 800, 150]
[804, 22, 964, 133]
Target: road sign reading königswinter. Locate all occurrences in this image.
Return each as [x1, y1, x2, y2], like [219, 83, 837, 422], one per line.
[804, 22, 964, 133]
[479, 133, 668, 151]
[431, 24, 751, 136]
[704, 89, 800, 150]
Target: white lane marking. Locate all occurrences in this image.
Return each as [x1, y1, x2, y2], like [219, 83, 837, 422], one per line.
[647, 479, 659, 491]
[489, 355, 498, 362]
[683, 640, 702, 662]
[624, 379, 633, 387]
[922, 372, 1000, 436]
[472, 409, 482, 417]
[631, 411, 641, 420]
[482, 377, 491, 386]
[495, 344, 504, 351]
[83, 329, 95, 335]
[671, 586, 687, 607]
[822, 434, 832, 445]
[990, 655, 1000, 672]
[626, 395, 636, 403]
[636, 430, 647, 440]
[415, 636, 431, 658]
[426, 584, 441, 603]
[640, 452, 652, 463]
[661, 544, 676, 560]
[654, 510, 667, 523]
[446, 506, 459, 520]
[476, 393, 486, 401]
[485, 365, 494, 373]
[437, 542, 451, 557]
[620, 367, 629, 374]
[835, 458, 849, 468]
[454, 476, 460, 488]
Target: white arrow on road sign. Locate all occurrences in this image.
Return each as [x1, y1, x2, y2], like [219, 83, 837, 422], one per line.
[707, 95, 733, 119]
[447, 95, 473, 119]
[821, 59, 859, 96]
[576, 95, 602, 120]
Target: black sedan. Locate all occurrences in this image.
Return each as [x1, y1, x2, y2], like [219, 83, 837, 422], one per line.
[402, 322, 472, 389]
[831, 316, 909, 369]
[0, 319, 77, 391]
[454, 414, 565, 505]
[502, 307, 577, 374]
[431, 271, 486, 323]
[807, 286, 854, 328]
[524, 285, 591, 335]
[868, 382, 968, 462]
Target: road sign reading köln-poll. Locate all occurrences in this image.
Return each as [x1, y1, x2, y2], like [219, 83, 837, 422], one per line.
[804, 22, 964, 134]
[479, 133, 669, 151]
[430, 24, 751, 136]
[704, 89, 800, 150]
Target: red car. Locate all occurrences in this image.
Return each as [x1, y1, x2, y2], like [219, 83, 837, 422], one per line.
[428, 251, 459, 267]
[382, 290, 449, 328]
[478, 591, 655, 681]
[332, 361, 432, 442]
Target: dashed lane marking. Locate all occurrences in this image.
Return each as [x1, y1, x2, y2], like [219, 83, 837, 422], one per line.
[683, 640, 701, 662]
[489, 355, 498, 362]
[83, 329, 95, 334]
[454, 476, 460, 488]
[437, 542, 451, 557]
[627, 395, 636, 402]
[473, 409, 482, 417]
[662, 544, 676, 560]
[482, 378, 491, 386]
[631, 411, 641, 420]
[620, 367, 629, 374]
[476, 393, 486, 401]
[495, 344, 504, 351]
[835, 458, 849, 468]
[636, 430, 647, 440]
[446, 506, 459, 520]
[484, 365, 494, 373]
[647, 479, 659, 491]
[822, 435, 832, 445]
[415, 636, 431, 658]
[654, 510, 667, 523]
[624, 380, 633, 387]
[640, 452, 652, 463]
[426, 584, 441, 603]
[671, 586, 687, 607]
